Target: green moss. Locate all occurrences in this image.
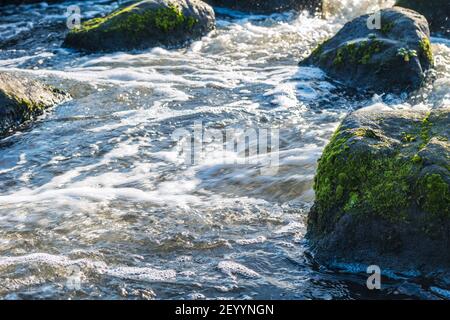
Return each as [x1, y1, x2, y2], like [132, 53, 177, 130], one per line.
[7, 95, 47, 126]
[69, 2, 196, 36]
[332, 39, 383, 67]
[338, 172, 348, 183]
[75, 17, 107, 32]
[419, 112, 432, 149]
[313, 126, 420, 231]
[336, 185, 344, 200]
[71, 4, 136, 33]
[344, 192, 359, 211]
[412, 154, 422, 164]
[310, 39, 330, 59]
[186, 16, 198, 30]
[333, 47, 344, 66]
[419, 38, 433, 64]
[14, 96, 46, 113]
[419, 173, 450, 218]
[314, 127, 349, 207]
[402, 132, 417, 143]
[354, 128, 380, 139]
[154, 3, 186, 32]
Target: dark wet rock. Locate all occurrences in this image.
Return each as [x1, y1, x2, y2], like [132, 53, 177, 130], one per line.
[204, 0, 322, 13]
[300, 7, 434, 93]
[307, 107, 450, 272]
[63, 0, 215, 52]
[0, 72, 69, 137]
[395, 0, 450, 37]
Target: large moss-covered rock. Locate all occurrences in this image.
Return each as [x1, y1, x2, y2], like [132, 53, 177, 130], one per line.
[204, 0, 322, 13]
[307, 107, 450, 272]
[395, 0, 450, 37]
[300, 7, 433, 93]
[63, 0, 215, 52]
[0, 72, 68, 137]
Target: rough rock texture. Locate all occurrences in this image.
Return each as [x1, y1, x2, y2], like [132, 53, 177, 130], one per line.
[63, 0, 216, 52]
[300, 7, 434, 93]
[395, 0, 450, 37]
[0, 72, 68, 136]
[204, 0, 322, 13]
[307, 107, 450, 272]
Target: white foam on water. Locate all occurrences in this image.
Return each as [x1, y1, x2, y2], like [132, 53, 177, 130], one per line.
[0, 185, 203, 208]
[0, 0, 449, 299]
[218, 261, 260, 279]
[323, 0, 395, 21]
[235, 236, 267, 245]
[0, 253, 106, 269]
[274, 221, 305, 234]
[106, 266, 176, 282]
[0, 252, 176, 290]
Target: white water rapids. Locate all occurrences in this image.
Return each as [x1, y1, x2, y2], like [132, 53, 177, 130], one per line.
[0, 0, 449, 299]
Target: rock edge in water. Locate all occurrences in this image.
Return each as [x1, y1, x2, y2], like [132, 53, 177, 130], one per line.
[395, 0, 450, 37]
[0, 72, 69, 137]
[300, 7, 434, 94]
[307, 107, 450, 272]
[63, 0, 216, 53]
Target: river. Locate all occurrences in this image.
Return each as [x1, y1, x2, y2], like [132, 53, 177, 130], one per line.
[0, 0, 449, 299]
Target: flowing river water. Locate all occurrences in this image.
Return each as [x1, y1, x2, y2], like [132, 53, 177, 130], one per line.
[0, 0, 449, 299]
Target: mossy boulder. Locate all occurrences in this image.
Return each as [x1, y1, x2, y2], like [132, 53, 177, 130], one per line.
[204, 0, 322, 13]
[0, 72, 68, 137]
[63, 0, 215, 52]
[300, 7, 433, 93]
[307, 107, 450, 272]
[395, 0, 450, 37]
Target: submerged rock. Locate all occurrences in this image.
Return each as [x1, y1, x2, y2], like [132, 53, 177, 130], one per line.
[300, 7, 434, 93]
[63, 0, 215, 52]
[307, 107, 450, 272]
[395, 0, 450, 37]
[0, 72, 68, 137]
[204, 0, 322, 13]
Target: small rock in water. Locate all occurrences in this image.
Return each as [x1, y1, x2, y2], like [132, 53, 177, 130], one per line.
[300, 7, 434, 93]
[0, 71, 69, 137]
[218, 261, 260, 279]
[63, 0, 216, 52]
